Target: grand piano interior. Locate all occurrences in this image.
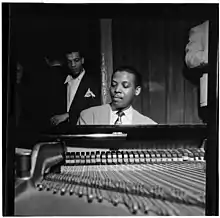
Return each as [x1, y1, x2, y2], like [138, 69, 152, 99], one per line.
[14, 125, 208, 216]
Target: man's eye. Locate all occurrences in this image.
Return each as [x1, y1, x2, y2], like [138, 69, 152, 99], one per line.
[111, 83, 116, 87]
[123, 83, 130, 88]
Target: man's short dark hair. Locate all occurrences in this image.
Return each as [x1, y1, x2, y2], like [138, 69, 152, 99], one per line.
[64, 48, 84, 59]
[63, 49, 85, 67]
[113, 66, 142, 87]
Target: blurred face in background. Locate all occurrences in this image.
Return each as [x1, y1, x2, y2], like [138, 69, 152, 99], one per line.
[16, 62, 23, 84]
[66, 52, 84, 78]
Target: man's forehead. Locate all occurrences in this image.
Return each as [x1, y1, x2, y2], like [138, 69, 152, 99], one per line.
[66, 52, 81, 60]
[113, 71, 135, 81]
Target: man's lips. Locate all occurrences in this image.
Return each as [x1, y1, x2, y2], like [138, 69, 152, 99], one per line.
[113, 96, 123, 101]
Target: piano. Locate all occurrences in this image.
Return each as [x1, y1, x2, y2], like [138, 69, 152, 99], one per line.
[15, 125, 207, 216]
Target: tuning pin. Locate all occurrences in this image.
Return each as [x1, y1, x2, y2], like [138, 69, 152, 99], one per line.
[92, 180, 96, 187]
[144, 204, 151, 214]
[67, 177, 72, 183]
[36, 183, 41, 188]
[97, 194, 103, 203]
[98, 181, 103, 188]
[125, 186, 130, 193]
[123, 195, 137, 214]
[46, 185, 51, 191]
[36, 183, 43, 191]
[132, 186, 138, 194]
[115, 182, 120, 189]
[131, 203, 138, 214]
[136, 184, 141, 193]
[150, 187, 156, 196]
[78, 190, 83, 197]
[112, 197, 119, 206]
[69, 188, 74, 195]
[156, 186, 165, 199]
[179, 190, 186, 201]
[87, 194, 94, 203]
[60, 187, 66, 195]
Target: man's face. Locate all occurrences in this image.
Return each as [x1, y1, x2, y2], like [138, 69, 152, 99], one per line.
[110, 71, 140, 110]
[16, 62, 23, 84]
[66, 52, 84, 77]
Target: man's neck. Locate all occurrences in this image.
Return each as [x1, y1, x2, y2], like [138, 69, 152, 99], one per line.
[110, 103, 132, 112]
[68, 68, 84, 79]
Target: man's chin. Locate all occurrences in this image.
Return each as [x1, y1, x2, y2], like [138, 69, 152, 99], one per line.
[70, 71, 80, 77]
[111, 102, 126, 110]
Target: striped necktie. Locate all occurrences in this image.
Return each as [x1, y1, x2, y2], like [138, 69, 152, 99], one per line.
[114, 111, 125, 125]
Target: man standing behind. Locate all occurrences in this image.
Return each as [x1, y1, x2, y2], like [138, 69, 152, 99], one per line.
[50, 50, 101, 131]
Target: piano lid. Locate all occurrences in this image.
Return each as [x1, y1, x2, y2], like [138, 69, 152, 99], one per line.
[41, 124, 207, 141]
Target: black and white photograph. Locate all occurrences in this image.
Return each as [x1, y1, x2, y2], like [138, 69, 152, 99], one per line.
[3, 2, 219, 216]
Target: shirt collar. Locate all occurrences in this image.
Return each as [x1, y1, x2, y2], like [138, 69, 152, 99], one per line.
[64, 69, 85, 84]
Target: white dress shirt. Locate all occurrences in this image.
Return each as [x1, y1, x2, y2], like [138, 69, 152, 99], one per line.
[64, 69, 85, 112]
[110, 106, 133, 125]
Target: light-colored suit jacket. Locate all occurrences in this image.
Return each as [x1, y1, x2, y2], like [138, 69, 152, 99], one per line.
[185, 21, 209, 68]
[77, 104, 157, 125]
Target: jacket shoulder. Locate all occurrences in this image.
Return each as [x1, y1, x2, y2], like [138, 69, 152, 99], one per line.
[133, 109, 157, 125]
[83, 73, 101, 94]
[81, 104, 109, 115]
[84, 73, 100, 83]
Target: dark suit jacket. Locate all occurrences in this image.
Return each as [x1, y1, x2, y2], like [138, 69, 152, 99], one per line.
[68, 72, 101, 126]
[47, 68, 101, 132]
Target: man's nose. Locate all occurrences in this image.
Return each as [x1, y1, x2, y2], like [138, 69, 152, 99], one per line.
[71, 61, 76, 67]
[115, 85, 122, 93]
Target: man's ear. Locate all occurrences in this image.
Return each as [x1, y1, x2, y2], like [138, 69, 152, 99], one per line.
[81, 57, 85, 64]
[135, 86, 141, 96]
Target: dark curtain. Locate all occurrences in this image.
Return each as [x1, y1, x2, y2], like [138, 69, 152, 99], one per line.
[10, 4, 101, 148]
[112, 18, 203, 124]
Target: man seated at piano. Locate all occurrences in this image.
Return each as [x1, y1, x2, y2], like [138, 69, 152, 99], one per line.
[77, 66, 157, 125]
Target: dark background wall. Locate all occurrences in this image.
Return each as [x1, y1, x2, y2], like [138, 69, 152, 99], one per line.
[7, 3, 217, 141]
[112, 18, 207, 124]
[11, 6, 101, 74]
[9, 4, 101, 146]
